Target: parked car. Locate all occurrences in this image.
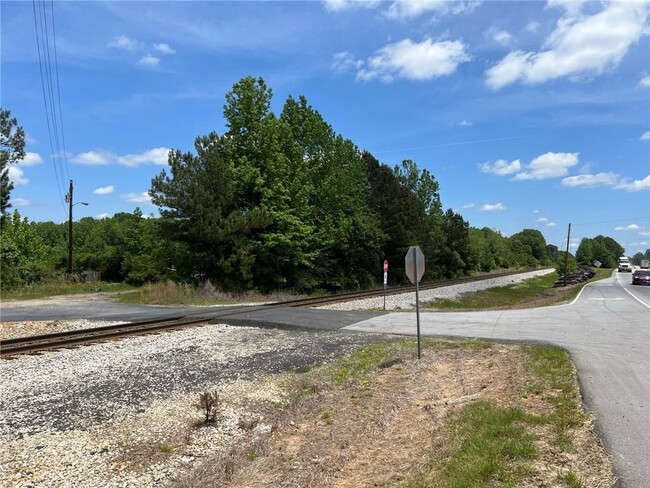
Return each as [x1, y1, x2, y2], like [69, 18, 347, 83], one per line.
[632, 270, 650, 285]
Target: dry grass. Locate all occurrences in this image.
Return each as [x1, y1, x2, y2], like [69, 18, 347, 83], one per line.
[169, 342, 615, 488]
[118, 280, 304, 306]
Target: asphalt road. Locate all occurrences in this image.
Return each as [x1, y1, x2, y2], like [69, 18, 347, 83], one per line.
[345, 272, 650, 488]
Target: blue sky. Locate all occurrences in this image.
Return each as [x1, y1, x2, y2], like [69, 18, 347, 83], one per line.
[2, 0, 649, 255]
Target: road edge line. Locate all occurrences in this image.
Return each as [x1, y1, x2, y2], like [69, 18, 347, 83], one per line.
[616, 272, 650, 309]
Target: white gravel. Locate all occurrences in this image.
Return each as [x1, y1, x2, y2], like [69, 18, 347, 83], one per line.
[317, 268, 556, 311]
[0, 322, 392, 487]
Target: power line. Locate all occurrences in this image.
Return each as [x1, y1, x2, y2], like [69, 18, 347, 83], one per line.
[49, 0, 70, 182]
[572, 216, 650, 227]
[31, 0, 69, 216]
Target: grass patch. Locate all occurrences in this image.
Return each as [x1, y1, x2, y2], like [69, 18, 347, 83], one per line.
[0, 281, 135, 301]
[115, 280, 304, 306]
[428, 269, 612, 311]
[522, 346, 586, 449]
[403, 344, 590, 487]
[406, 401, 541, 488]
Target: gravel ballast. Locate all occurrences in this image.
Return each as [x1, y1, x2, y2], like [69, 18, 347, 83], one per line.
[0, 323, 395, 487]
[317, 268, 556, 311]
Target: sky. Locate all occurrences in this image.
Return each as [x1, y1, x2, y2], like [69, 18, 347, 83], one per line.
[1, 0, 649, 256]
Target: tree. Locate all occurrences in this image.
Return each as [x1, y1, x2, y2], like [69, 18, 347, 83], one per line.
[0, 210, 48, 290]
[0, 109, 26, 218]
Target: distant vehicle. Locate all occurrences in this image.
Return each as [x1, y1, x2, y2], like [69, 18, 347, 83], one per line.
[632, 269, 650, 285]
[641, 259, 650, 269]
[618, 257, 632, 273]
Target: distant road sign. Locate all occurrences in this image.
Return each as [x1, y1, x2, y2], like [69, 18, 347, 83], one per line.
[405, 246, 425, 284]
[594, 260, 602, 268]
[384, 260, 388, 272]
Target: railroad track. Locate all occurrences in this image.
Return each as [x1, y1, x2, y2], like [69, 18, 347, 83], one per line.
[1, 269, 547, 358]
[0, 316, 212, 358]
[276, 269, 536, 307]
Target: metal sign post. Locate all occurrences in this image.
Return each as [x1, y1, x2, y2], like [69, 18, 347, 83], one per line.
[405, 246, 425, 359]
[383, 260, 388, 311]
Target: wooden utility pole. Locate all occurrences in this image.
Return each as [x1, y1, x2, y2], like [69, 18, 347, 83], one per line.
[66, 180, 73, 275]
[563, 223, 571, 287]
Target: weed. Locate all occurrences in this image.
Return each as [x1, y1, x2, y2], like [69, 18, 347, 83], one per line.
[159, 444, 173, 453]
[558, 470, 586, 487]
[322, 411, 333, 425]
[245, 449, 257, 461]
[196, 390, 221, 424]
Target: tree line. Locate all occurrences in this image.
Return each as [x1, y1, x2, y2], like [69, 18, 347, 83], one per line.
[0, 79, 629, 292]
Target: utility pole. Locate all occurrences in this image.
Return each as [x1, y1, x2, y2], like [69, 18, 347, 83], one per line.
[66, 180, 73, 275]
[65, 179, 89, 276]
[563, 223, 571, 287]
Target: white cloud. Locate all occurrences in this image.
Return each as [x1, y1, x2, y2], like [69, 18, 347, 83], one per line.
[639, 231, 650, 237]
[486, 27, 512, 46]
[639, 75, 650, 88]
[118, 147, 170, 167]
[96, 213, 111, 219]
[463, 203, 475, 208]
[72, 150, 112, 165]
[7, 166, 28, 185]
[383, 0, 480, 20]
[614, 175, 650, 192]
[137, 55, 160, 68]
[535, 217, 549, 222]
[615, 224, 640, 231]
[561, 172, 620, 188]
[525, 21, 541, 33]
[533, 209, 540, 214]
[486, 2, 649, 90]
[122, 192, 152, 204]
[12, 198, 31, 207]
[72, 147, 170, 167]
[332, 51, 363, 72]
[153, 43, 176, 55]
[357, 38, 470, 82]
[93, 185, 115, 195]
[323, 0, 379, 12]
[24, 133, 38, 145]
[480, 202, 506, 211]
[108, 35, 138, 51]
[480, 158, 521, 176]
[630, 241, 649, 247]
[640, 131, 650, 141]
[546, 222, 557, 227]
[513, 152, 579, 180]
[20, 152, 44, 166]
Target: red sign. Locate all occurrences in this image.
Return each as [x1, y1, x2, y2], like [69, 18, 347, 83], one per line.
[383, 260, 388, 272]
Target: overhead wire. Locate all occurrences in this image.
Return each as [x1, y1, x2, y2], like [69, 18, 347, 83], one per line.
[49, 0, 70, 183]
[31, 0, 69, 217]
[39, 0, 67, 189]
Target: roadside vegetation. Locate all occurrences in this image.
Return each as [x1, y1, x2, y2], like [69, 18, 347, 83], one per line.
[427, 268, 612, 311]
[2, 85, 638, 298]
[1, 281, 135, 301]
[171, 339, 614, 487]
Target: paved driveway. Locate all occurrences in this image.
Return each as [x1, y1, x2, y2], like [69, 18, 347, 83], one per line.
[344, 273, 650, 488]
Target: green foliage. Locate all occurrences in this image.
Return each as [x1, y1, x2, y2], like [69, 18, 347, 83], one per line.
[631, 249, 650, 265]
[0, 108, 26, 217]
[0, 210, 49, 290]
[509, 229, 550, 267]
[575, 235, 624, 268]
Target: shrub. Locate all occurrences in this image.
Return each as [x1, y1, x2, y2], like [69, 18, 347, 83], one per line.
[196, 390, 221, 424]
